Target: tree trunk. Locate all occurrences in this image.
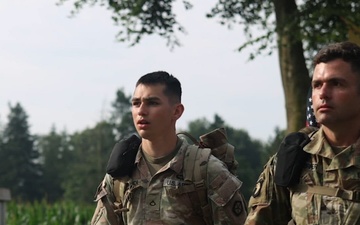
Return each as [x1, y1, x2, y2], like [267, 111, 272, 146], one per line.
[273, 0, 311, 133]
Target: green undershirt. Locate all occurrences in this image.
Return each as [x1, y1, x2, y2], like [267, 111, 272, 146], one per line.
[142, 138, 182, 176]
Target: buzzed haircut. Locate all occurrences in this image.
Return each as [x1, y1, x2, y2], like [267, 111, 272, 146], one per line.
[313, 41, 360, 75]
[136, 71, 182, 103]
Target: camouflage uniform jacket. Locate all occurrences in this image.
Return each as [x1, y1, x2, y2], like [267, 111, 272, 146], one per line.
[92, 139, 247, 225]
[246, 127, 360, 225]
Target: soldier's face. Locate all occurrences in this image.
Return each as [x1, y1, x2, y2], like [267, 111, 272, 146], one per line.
[312, 59, 360, 128]
[131, 83, 182, 139]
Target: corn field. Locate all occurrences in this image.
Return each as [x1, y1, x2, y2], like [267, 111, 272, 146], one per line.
[6, 200, 94, 225]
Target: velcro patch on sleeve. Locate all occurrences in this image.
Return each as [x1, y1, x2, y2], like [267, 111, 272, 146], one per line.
[209, 174, 242, 206]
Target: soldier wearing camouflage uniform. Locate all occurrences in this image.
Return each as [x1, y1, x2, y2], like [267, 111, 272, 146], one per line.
[91, 71, 247, 225]
[245, 41, 360, 225]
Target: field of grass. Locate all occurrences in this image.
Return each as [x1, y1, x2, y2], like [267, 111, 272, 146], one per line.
[6, 200, 94, 225]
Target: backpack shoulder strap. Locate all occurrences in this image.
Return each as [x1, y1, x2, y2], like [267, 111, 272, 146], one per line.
[274, 126, 319, 187]
[113, 178, 122, 203]
[184, 144, 212, 225]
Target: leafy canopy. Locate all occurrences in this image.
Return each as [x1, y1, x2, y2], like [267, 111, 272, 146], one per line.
[58, 0, 360, 66]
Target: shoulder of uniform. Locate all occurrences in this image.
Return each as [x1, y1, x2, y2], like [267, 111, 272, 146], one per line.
[264, 154, 277, 169]
[104, 173, 113, 185]
[248, 155, 278, 203]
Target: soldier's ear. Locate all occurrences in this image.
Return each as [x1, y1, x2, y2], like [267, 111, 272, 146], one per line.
[173, 103, 184, 120]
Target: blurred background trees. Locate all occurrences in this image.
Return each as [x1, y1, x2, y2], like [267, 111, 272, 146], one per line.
[0, 103, 42, 202]
[0, 88, 283, 202]
[4, 0, 359, 207]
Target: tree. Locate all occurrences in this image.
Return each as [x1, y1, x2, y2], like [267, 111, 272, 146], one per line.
[0, 116, 3, 151]
[61, 88, 135, 202]
[0, 103, 42, 201]
[111, 88, 136, 140]
[62, 121, 115, 203]
[58, 0, 360, 133]
[36, 127, 72, 202]
[262, 127, 285, 163]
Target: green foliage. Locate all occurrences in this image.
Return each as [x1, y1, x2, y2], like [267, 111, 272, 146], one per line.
[58, 0, 360, 62]
[207, 0, 360, 65]
[0, 116, 3, 141]
[57, 0, 194, 49]
[62, 121, 115, 203]
[297, 1, 360, 62]
[262, 127, 286, 164]
[207, 0, 276, 60]
[7, 200, 93, 225]
[36, 128, 72, 202]
[0, 103, 42, 202]
[0, 89, 136, 203]
[111, 88, 136, 140]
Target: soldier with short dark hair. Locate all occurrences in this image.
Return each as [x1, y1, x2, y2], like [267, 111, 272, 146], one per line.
[245, 41, 360, 225]
[91, 71, 247, 225]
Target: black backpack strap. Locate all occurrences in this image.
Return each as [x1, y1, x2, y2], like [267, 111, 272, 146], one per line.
[106, 135, 141, 177]
[274, 127, 318, 187]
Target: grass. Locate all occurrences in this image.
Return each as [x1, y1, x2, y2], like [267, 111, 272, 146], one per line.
[6, 200, 95, 225]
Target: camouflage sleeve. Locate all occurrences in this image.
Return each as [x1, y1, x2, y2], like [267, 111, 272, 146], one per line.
[91, 174, 123, 225]
[245, 155, 292, 225]
[207, 155, 248, 225]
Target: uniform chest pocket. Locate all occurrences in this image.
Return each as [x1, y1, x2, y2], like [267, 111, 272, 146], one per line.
[341, 179, 360, 191]
[163, 178, 195, 198]
[339, 167, 360, 190]
[161, 179, 196, 217]
[323, 171, 337, 183]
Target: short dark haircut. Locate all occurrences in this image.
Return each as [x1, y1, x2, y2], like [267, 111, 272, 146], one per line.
[136, 71, 182, 103]
[313, 41, 360, 75]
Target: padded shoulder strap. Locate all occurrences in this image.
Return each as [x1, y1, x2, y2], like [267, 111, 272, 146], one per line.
[184, 145, 199, 181]
[184, 145, 212, 225]
[113, 178, 122, 203]
[184, 145, 211, 184]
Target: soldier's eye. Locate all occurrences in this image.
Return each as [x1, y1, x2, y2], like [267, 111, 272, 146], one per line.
[312, 82, 321, 89]
[148, 100, 160, 106]
[132, 101, 140, 107]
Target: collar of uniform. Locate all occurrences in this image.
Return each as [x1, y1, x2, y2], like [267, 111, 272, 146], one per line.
[325, 145, 360, 170]
[327, 133, 360, 170]
[303, 126, 330, 158]
[134, 146, 142, 165]
[303, 127, 360, 170]
[133, 138, 188, 175]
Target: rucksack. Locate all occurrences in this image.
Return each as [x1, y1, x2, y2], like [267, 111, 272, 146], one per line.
[178, 127, 238, 176]
[104, 127, 238, 225]
[177, 127, 238, 224]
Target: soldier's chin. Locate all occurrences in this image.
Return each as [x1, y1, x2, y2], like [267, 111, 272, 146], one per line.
[316, 118, 334, 127]
[138, 130, 152, 140]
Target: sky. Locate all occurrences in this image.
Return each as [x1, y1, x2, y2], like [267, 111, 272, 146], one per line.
[0, 0, 285, 142]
